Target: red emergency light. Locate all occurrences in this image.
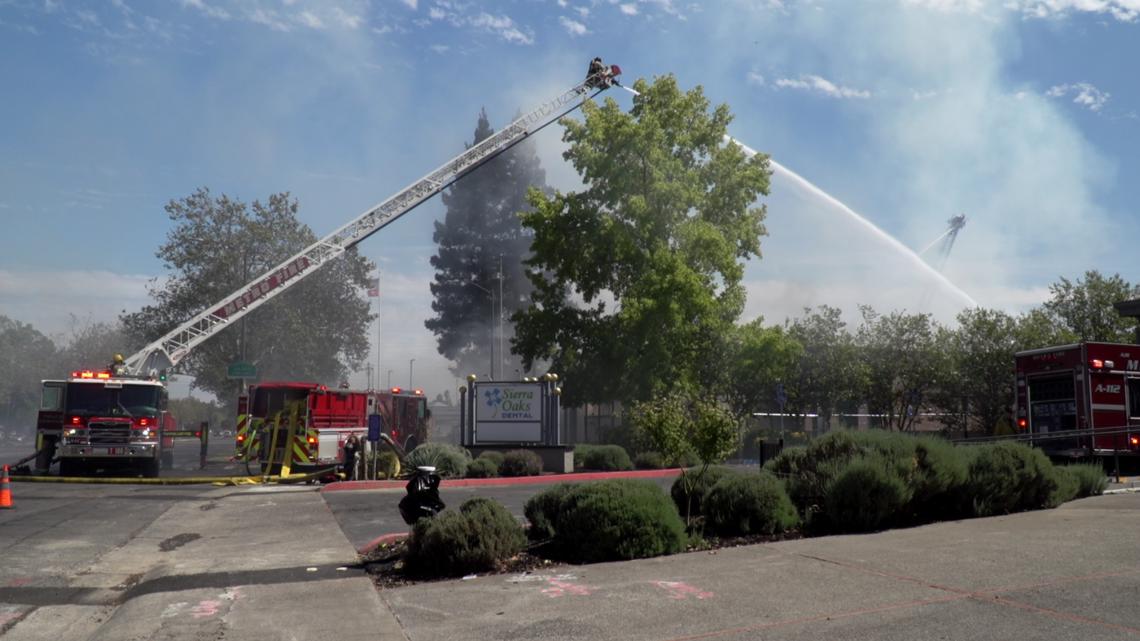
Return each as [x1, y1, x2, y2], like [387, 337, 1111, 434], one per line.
[237, 433, 245, 443]
[70, 415, 83, 425]
[71, 370, 112, 379]
[307, 435, 317, 445]
[414, 388, 423, 395]
[136, 417, 150, 427]
[1131, 436, 1139, 447]
[1017, 418, 1027, 429]
[1089, 359, 1116, 370]
[390, 387, 402, 394]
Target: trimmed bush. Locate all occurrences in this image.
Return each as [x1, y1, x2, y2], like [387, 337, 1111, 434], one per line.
[376, 451, 401, 479]
[403, 497, 525, 577]
[703, 472, 799, 536]
[500, 449, 543, 477]
[967, 441, 1060, 516]
[634, 451, 667, 470]
[1064, 463, 1108, 498]
[671, 448, 701, 468]
[404, 442, 471, 478]
[579, 444, 633, 471]
[524, 482, 581, 541]
[553, 479, 686, 563]
[1050, 466, 1080, 507]
[573, 444, 596, 470]
[466, 457, 499, 478]
[478, 451, 505, 468]
[823, 456, 911, 532]
[670, 466, 739, 521]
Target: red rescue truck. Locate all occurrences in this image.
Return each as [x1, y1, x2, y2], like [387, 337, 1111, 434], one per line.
[234, 382, 429, 474]
[1014, 342, 1140, 458]
[35, 369, 176, 477]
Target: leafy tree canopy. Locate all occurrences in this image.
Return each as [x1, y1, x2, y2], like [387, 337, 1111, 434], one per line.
[1041, 270, 1138, 343]
[122, 188, 373, 404]
[513, 75, 770, 405]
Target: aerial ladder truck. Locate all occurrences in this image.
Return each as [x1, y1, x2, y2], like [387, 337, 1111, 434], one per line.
[31, 59, 623, 476]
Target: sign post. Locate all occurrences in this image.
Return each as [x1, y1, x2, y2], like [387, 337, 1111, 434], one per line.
[368, 414, 382, 480]
[775, 382, 787, 443]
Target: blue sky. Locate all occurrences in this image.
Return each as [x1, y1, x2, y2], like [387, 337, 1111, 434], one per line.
[1, 0, 1138, 396]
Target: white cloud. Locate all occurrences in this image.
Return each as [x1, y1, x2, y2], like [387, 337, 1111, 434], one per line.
[247, 8, 290, 31]
[430, 43, 450, 53]
[746, 71, 765, 86]
[401, 0, 419, 9]
[620, 3, 638, 15]
[1046, 82, 1110, 112]
[557, 0, 568, 6]
[429, 7, 446, 20]
[469, 12, 534, 44]
[181, 0, 231, 21]
[332, 8, 362, 30]
[907, 0, 1140, 21]
[1015, 0, 1140, 21]
[774, 74, 871, 99]
[559, 16, 588, 35]
[295, 10, 324, 29]
[0, 270, 156, 339]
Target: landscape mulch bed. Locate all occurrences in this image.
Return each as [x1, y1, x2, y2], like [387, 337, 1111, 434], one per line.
[361, 530, 804, 589]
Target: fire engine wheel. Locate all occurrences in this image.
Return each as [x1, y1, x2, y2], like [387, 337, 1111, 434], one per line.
[140, 459, 160, 478]
[59, 459, 83, 477]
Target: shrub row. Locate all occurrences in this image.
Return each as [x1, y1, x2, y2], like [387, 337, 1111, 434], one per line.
[573, 444, 633, 471]
[762, 431, 1107, 533]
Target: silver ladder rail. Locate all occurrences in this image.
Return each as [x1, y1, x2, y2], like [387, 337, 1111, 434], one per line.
[125, 76, 607, 376]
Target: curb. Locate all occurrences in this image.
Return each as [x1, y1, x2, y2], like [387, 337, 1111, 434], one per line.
[322, 467, 684, 493]
[358, 531, 409, 555]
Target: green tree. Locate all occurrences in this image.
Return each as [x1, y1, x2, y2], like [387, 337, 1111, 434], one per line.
[629, 393, 741, 526]
[722, 318, 802, 419]
[1013, 307, 1075, 350]
[57, 319, 136, 372]
[931, 307, 1019, 436]
[1041, 270, 1139, 343]
[785, 306, 863, 432]
[0, 316, 58, 432]
[856, 307, 945, 431]
[513, 75, 770, 406]
[122, 189, 373, 404]
[167, 397, 230, 433]
[426, 109, 547, 378]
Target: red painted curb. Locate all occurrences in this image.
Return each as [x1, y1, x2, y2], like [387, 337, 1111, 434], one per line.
[358, 531, 408, 555]
[322, 467, 684, 493]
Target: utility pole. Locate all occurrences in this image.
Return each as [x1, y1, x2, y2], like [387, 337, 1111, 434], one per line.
[409, 358, 416, 389]
[498, 254, 505, 381]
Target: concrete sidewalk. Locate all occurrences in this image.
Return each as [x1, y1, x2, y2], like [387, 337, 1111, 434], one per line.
[3, 485, 405, 641]
[380, 493, 1140, 641]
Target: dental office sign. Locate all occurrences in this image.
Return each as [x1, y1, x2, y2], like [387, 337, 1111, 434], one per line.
[474, 383, 542, 443]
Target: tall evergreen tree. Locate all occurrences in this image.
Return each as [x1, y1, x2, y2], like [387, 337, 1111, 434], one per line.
[426, 109, 547, 378]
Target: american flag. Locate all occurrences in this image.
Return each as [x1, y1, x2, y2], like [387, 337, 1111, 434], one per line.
[367, 278, 380, 297]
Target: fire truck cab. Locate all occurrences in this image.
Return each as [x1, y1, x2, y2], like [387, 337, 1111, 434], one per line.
[1014, 342, 1140, 458]
[235, 382, 429, 476]
[36, 369, 174, 477]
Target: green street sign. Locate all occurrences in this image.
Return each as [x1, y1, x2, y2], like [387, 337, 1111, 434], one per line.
[227, 361, 257, 380]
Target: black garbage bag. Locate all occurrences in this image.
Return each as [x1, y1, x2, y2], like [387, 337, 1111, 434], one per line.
[398, 466, 445, 525]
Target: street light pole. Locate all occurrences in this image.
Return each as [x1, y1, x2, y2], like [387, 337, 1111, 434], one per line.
[498, 254, 504, 381]
[409, 358, 416, 389]
[387, 369, 393, 388]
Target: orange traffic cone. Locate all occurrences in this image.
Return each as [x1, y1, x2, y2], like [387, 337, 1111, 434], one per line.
[0, 464, 12, 509]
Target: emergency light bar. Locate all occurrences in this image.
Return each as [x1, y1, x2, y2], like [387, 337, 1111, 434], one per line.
[1089, 359, 1116, 370]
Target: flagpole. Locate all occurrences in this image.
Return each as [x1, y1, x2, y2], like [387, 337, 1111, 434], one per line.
[383, 270, 387, 390]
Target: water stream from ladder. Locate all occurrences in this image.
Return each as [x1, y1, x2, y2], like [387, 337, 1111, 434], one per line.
[619, 83, 977, 308]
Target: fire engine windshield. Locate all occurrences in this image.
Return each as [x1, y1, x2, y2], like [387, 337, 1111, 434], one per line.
[66, 383, 161, 417]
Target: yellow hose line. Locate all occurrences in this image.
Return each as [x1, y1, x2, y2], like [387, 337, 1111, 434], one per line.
[9, 467, 338, 486]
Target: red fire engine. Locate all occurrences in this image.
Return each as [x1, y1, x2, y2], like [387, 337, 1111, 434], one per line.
[35, 368, 177, 477]
[234, 382, 429, 475]
[1014, 341, 1140, 458]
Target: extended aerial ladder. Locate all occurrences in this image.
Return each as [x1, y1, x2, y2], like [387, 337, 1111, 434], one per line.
[123, 60, 622, 377]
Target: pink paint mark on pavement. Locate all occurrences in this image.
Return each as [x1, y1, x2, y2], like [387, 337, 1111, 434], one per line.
[654, 580, 714, 600]
[5, 577, 32, 588]
[190, 600, 222, 618]
[542, 577, 592, 598]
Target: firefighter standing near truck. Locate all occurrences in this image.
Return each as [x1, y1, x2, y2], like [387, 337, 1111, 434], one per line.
[342, 434, 360, 480]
